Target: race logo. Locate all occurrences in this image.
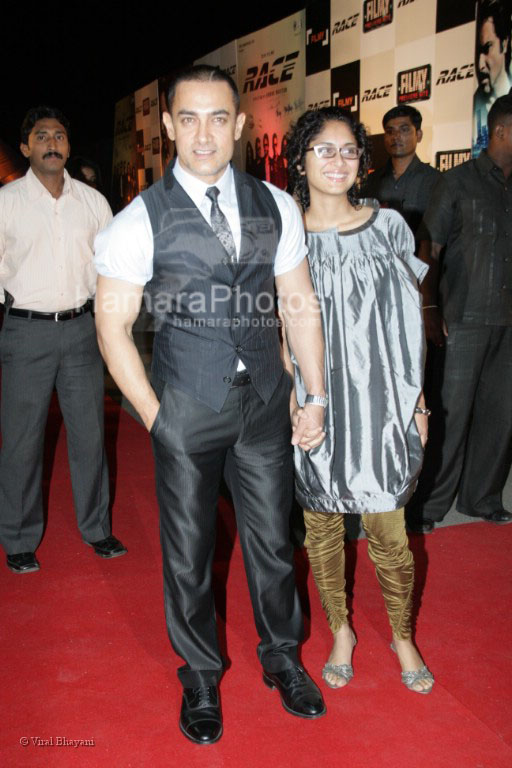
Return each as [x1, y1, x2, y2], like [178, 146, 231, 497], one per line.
[306, 1, 330, 75]
[243, 52, 300, 93]
[362, 83, 393, 102]
[397, 0, 415, 6]
[307, 98, 331, 110]
[397, 64, 431, 103]
[363, 0, 393, 33]
[436, 64, 474, 85]
[332, 14, 359, 35]
[331, 61, 360, 120]
[435, 149, 471, 172]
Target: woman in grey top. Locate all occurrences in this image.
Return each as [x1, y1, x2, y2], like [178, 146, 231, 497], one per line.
[284, 107, 434, 693]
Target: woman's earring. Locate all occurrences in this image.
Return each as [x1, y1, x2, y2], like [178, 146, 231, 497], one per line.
[297, 164, 306, 176]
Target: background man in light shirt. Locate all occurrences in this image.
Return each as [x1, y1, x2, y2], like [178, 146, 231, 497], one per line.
[94, 66, 327, 745]
[0, 106, 127, 574]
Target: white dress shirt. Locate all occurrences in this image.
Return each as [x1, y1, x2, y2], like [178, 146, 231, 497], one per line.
[0, 168, 112, 311]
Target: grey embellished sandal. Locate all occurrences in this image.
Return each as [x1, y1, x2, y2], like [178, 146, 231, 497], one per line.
[390, 642, 434, 694]
[322, 662, 354, 689]
[322, 631, 357, 689]
[400, 665, 434, 694]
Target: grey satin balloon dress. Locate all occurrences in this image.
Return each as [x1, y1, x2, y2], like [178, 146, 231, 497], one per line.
[293, 204, 428, 515]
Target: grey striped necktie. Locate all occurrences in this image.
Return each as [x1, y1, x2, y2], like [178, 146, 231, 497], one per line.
[205, 186, 237, 263]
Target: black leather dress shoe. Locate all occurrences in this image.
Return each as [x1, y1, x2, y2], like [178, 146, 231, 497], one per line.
[179, 685, 223, 745]
[86, 535, 127, 558]
[6, 552, 40, 573]
[263, 665, 326, 719]
[408, 519, 435, 534]
[482, 510, 512, 524]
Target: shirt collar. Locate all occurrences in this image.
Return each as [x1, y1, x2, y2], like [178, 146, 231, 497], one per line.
[26, 167, 77, 201]
[172, 158, 235, 208]
[476, 150, 497, 176]
[384, 153, 422, 179]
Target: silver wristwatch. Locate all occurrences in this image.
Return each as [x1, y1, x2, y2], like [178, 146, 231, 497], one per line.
[305, 394, 329, 408]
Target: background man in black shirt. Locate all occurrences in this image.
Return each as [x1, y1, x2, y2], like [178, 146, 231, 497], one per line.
[363, 105, 440, 241]
[408, 95, 512, 533]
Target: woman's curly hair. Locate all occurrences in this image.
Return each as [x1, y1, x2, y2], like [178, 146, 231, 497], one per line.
[286, 107, 372, 211]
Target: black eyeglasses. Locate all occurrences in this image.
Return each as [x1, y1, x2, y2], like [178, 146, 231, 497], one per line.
[305, 144, 363, 160]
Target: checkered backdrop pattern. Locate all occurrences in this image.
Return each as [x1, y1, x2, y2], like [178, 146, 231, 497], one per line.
[306, 0, 477, 171]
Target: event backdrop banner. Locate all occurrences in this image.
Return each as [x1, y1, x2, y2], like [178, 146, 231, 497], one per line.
[237, 11, 306, 188]
[111, 94, 137, 213]
[304, 0, 477, 170]
[134, 79, 162, 193]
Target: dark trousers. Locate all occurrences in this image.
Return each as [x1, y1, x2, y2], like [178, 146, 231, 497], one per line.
[0, 312, 110, 554]
[150, 372, 303, 688]
[407, 324, 512, 523]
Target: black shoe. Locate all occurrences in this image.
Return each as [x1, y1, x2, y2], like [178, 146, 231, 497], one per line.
[408, 519, 435, 534]
[179, 685, 223, 745]
[481, 510, 512, 525]
[86, 535, 127, 558]
[6, 552, 40, 573]
[263, 665, 326, 719]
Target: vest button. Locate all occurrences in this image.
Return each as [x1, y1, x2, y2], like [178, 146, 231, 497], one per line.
[222, 257, 229, 265]
[223, 376, 232, 384]
[232, 317, 240, 327]
[236, 345, 243, 353]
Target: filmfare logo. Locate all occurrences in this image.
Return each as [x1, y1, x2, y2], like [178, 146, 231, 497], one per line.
[435, 149, 471, 172]
[243, 52, 300, 93]
[397, 65, 431, 103]
[306, 27, 329, 47]
[363, 0, 393, 33]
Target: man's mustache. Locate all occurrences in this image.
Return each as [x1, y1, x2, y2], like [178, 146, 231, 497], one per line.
[43, 151, 64, 159]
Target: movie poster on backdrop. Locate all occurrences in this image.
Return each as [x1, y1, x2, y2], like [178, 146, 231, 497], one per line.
[111, 94, 137, 213]
[134, 79, 162, 194]
[360, 49, 395, 136]
[237, 11, 306, 190]
[394, 33, 435, 161]
[472, 0, 512, 156]
[305, 0, 331, 76]
[395, 0, 436, 46]
[305, 69, 331, 111]
[194, 41, 240, 168]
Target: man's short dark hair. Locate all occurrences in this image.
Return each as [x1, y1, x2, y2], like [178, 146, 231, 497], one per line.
[20, 106, 70, 145]
[166, 65, 240, 114]
[488, 93, 512, 134]
[382, 105, 422, 131]
[477, 0, 512, 70]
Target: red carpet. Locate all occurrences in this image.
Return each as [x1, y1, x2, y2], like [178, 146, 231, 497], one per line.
[1, 397, 511, 768]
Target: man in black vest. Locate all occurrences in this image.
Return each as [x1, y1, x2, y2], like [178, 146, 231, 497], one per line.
[94, 66, 327, 744]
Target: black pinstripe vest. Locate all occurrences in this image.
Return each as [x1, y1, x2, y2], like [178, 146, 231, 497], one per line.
[141, 163, 283, 412]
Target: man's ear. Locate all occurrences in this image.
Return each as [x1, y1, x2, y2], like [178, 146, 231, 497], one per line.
[234, 112, 246, 140]
[20, 143, 30, 159]
[162, 112, 175, 142]
[416, 128, 423, 144]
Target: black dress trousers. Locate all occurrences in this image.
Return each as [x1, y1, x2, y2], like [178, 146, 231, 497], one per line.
[150, 371, 303, 688]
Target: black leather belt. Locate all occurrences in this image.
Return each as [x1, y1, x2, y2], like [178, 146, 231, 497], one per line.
[3, 300, 92, 322]
[230, 371, 251, 388]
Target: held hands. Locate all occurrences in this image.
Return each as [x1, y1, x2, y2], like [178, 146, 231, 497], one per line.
[291, 404, 326, 451]
[424, 307, 448, 347]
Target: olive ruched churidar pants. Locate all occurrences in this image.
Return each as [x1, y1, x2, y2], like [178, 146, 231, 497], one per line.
[303, 508, 414, 639]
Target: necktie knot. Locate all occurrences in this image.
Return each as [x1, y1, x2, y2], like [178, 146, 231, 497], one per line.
[206, 186, 220, 203]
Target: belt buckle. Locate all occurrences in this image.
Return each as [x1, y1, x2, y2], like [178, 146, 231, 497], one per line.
[54, 312, 60, 322]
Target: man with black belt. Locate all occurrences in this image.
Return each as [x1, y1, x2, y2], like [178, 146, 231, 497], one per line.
[94, 66, 327, 744]
[408, 95, 512, 533]
[363, 105, 439, 240]
[0, 106, 126, 573]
